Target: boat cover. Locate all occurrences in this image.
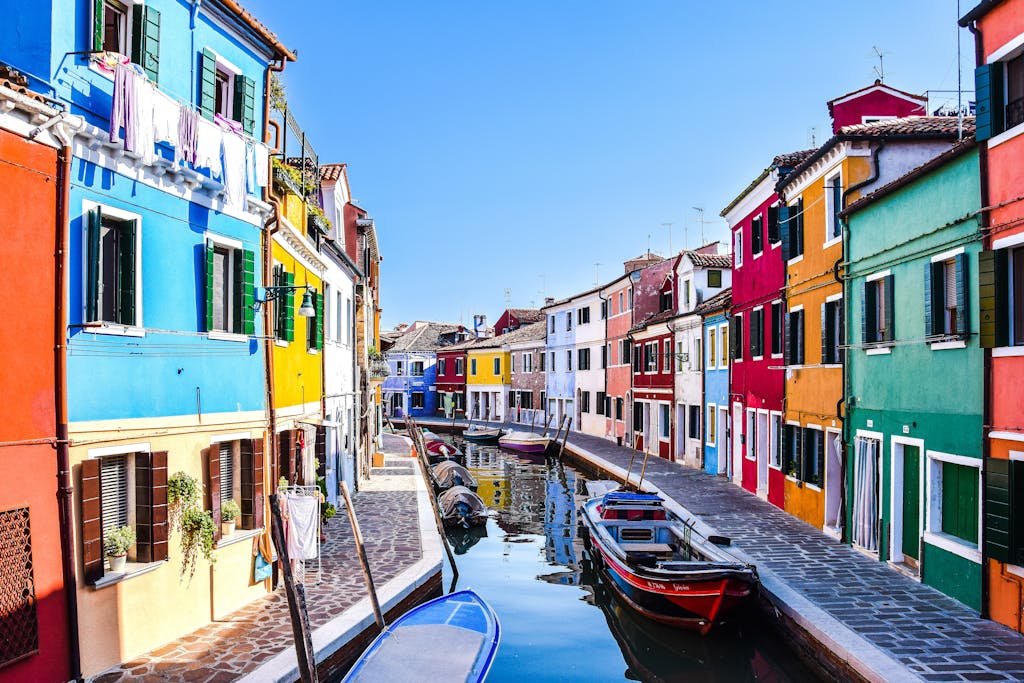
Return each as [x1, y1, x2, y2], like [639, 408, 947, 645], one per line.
[433, 461, 477, 489]
[439, 486, 487, 517]
[348, 624, 484, 682]
[602, 492, 663, 504]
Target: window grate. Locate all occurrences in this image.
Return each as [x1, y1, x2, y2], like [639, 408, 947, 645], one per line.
[0, 507, 39, 667]
[100, 455, 128, 539]
[220, 442, 234, 504]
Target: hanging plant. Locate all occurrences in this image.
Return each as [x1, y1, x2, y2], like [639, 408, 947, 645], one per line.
[168, 471, 200, 533]
[179, 508, 216, 582]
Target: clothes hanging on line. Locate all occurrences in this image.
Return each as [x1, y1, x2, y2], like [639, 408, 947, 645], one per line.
[222, 131, 247, 210]
[285, 494, 319, 561]
[176, 106, 199, 166]
[195, 118, 224, 179]
[152, 90, 179, 146]
[109, 63, 140, 151]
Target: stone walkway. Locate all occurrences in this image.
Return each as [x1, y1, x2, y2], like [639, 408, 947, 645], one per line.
[92, 435, 422, 683]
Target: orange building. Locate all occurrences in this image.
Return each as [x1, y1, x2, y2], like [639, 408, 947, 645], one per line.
[961, 0, 1024, 633]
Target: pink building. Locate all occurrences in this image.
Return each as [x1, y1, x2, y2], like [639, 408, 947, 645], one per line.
[602, 270, 639, 445]
[722, 150, 814, 508]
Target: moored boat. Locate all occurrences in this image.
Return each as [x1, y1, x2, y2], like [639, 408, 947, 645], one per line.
[463, 425, 503, 443]
[425, 439, 462, 463]
[581, 491, 757, 634]
[497, 430, 550, 454]
[439, 485, 489, 528]
[342, 589, 500, 683]
[432, 461, 478, 491]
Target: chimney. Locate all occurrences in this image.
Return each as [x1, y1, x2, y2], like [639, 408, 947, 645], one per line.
[473, 314, 487, 338]
[544, 297, 555, 306]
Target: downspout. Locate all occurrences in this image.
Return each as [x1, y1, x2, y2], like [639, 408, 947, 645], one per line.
[351, 281, 360, 491]
[969, 19, 992, 620]
[837, 137, 885, 545]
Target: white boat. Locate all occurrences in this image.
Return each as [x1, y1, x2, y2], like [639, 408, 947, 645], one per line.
[497, 430, 551, 454]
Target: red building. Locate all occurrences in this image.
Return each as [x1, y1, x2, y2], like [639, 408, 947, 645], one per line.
[0, 102, 72, 681]
[826, 80, 927, 132]
[493, 308, 544, 335]
[722, 150, 813, 508]
[436, 339, 473, 416]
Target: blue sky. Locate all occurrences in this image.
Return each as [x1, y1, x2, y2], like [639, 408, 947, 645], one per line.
[246, 0, 976, 329]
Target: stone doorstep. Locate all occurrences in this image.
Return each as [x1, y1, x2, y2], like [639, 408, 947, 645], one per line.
[236, 457, 444, 683]
[562, 439, 921, 683]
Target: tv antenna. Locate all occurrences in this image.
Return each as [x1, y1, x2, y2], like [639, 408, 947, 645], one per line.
[662, 222, 674, 254]
[593, 262, 602, 286]
[504, 288, 512, 306]
[872, 46, 887, 82]
[808, 126, 817, 147]
[692, 207, 707, 245]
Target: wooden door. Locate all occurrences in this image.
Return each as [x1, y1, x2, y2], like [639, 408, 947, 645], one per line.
[901, 445, 921, 562]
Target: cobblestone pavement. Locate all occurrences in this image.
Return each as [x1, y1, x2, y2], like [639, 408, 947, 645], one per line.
[92, 436, 421, 683]
[557, 428, 1024, 683]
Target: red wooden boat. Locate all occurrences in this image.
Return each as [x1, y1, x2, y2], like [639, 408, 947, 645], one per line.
[425, 439, 461, 462]
[581, 491, 757, 635]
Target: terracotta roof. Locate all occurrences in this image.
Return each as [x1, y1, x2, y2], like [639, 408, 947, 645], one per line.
[774, 149, 817, 169]
[629, 309, 677, 333]
[319, 164, 347, 181]
[506, 308, 545, 324]
[694, 288, 732, 315]
[840, 137, 977, 218]
[498, 321, 547, 345]
[218, 0, 295, 61]
[388, 322, 463, 353]
[685, 251, 731, 268]
[719, 149, 815, 218]
[826, 80, 926, 111]
[779, 117, 974, 192]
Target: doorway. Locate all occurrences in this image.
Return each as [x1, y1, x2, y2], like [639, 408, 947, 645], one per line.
[824, 429, 842, 537]
[732, 403, 743, 484]
[675, 404, 685, 461]
[718, 407, 729, 475]
[757, 411, 769, 497]
[891, 437, 924, 572]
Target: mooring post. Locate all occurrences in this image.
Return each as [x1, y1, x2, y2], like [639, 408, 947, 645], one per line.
[268, 494, 319, 683]
[557, 416, 572, 459]
[339, 481, 386, 630]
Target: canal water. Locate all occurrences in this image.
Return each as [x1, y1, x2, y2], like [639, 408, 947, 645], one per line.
[440, 436, 822, 683]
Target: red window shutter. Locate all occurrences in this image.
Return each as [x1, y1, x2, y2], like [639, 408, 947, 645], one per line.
[151, 451, 168, 561]
[241, 438, 265, 530]
[316, 426, 327, 478]
[206, 447, 222, 541]
[134, 453, 154, 562]
[81, 459, 103, 584]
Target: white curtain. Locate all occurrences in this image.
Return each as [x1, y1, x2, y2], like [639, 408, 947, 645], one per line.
[851, 437, 879, 551]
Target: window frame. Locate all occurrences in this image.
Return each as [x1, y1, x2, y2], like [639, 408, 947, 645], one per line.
[824, 171, 843, 247]
[734, 228, 744, 268]
[705, 403, 717, 447]
[924, 450, 983, 563]
[83, 201, 144, 336]
[751, 215, 764, 257]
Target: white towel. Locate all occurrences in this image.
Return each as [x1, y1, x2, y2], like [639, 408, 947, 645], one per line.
[152, 90, 179, 146]
[254, 143, 269, 188]
[222, 132, 247, 209]
[285, 495, 319, 561]
[195, 118, 223, 178]
[134, 81, 155, 165]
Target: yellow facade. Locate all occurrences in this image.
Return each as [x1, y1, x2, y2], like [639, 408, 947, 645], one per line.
[784, 154, 871, 528]
[270, 238, 324, 413]
[466, 349, 511, 386]
[70, 416, 269, 677]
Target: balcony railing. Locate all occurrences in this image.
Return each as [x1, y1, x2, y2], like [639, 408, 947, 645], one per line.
[369, 358, 390, 379]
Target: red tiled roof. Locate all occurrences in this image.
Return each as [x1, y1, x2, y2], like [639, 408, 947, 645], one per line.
[773, 149, 817, 169]
[694, 288, 731, 315]
[686, 252, 731, 268]
[220, 0, 295, 61]
[319, 163, 347, 181]
[630, 309, 677, 333]
[507, 308, 545, 324]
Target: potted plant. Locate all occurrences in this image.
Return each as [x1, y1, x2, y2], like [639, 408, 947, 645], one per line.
[179, 508, 216, 582]
[104, 525, 135, 573]
[221, 500, 240, 538]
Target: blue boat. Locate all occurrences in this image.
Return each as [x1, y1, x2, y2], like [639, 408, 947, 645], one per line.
[343, 589, 500, 683]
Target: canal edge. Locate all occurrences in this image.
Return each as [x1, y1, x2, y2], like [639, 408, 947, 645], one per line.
[560, 440, 921, 683]
[237, 446, 445, 683]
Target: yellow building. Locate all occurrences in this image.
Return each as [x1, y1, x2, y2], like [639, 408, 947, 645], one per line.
[466, 338, 511, 421]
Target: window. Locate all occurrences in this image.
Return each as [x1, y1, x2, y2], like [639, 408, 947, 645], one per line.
[336, 292, 344, 342]
[411, 361, 424, 377]
[786, 309, 805, 365]
[682, 279, 691, 309]
[395, 360, 405, 376]
[981, 245, 1024, 347]
[720, 324, 729, 367]
[750, 307, 764, 358]
[539, 352, 545, 371]
[101, 0, 129, 54]
[706, 404, 717, 446]
[660, 404, 671, 439]
[663, 340, 672, 373]
[566, 350, 572, 372]
[511, 354, 516, 373]
[769, 413, 782, 468]
[826, 173, 842, 242]
[566, 312, 572, 330]
[822, 298, 842, 364]
[306, 287, 324, 352]
[632, 344, 641, 373]
[493, 357, 501, 375]
[411, 392, 425, 410]
[729, 315, 741, 362]
[524, 353, 533, 373]
[633, 401, 644, 432]
[628, 289, 633, 310]
[578, 306, 591, 324]
[782, 199, 805, 261]
[802, 428, 824, 487]
[597, 391, 607, 416]
[771, 302, 784, 356]
[615, 398, 624, 420]
[578, 348, 591, 370]
[549, 352, 555, 371]
[707, 328, 717, 369]
[204, 239, 256, 336]
[688, 405, 700, 439]
[581, 391, 590, 413]
[644, 342, 658, 372]
[751, 215, 763, 256]
[470, 358, 477, 376]
[976, 52, 1024, 140]
[768, 205, 780, 244]
[198, 50, 256, 134]
[693, 337, 702, 371]
[927, 254, 967, 339]
[602, 344, 608, 369]
[734, 229, 744, 267]
[660, 289, 673, 312]
[783, 424, 802, 478]
[927, 452, 981, 558]
[708, 269, 722, 288]
[600, 300, 608, 319]
[215, 68, 233, 119]
[520, 391, 534, 409]
[84, 206, 140, 327]
[456, 358, 465, 376]
[1008, 53, 1024, 130]
[746, 410, 756, 460]
[549, 315, 556, 333]
[438, 358, 447, 376]
[619, 292, 624, 312]
[620, 339, 629, 365]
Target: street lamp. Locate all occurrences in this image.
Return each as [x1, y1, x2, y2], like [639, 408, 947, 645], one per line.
[254, 285, 317, 316]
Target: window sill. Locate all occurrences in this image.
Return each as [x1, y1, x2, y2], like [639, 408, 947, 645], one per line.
[993, 346, 1024, 358]
[81, 322, 146, 338]
[275, 340, 289, 348]
[751, 356, 764, 362]
[208, 331, 249, 342]
[929, 339, 967, 351]
[787, 255, 804, 266]
[769, 464, 782, 471]
[865, 347, 892, 356]
[988, 120, 1024, 149]
[923, 530, 981, 564]
[804, 483, 822, 493]
[745, 454, 756, 461]
[822, 236, 842, 250]
[92, 560, 164, 590]
[215, 527, 263, 550]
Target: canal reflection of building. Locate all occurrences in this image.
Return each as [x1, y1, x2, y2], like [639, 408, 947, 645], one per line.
[543, 461, 582, 569]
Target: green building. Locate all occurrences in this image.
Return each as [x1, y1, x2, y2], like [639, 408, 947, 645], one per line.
[842, 140, 983, 611]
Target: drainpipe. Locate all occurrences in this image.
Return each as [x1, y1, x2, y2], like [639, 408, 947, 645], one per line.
[968, 19, 992, 621]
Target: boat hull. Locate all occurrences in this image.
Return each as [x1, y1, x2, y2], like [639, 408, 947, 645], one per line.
[463, 428, 501, 443]
[497, 437, 550, 453]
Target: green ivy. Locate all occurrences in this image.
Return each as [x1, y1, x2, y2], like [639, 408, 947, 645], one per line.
[168, 471, 199, 533]
[180, 508, 216, 582]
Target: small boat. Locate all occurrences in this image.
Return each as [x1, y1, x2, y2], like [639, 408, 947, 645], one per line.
[432, 461, 478, 491]
[425, 439, 462, 464]
[439, 486, 489, 528]
[463, 425, 503, 443]
[422, 430, 442, 440]
[497, 430, 550, 454]
[343, 589, 500, 683]
[581, 490, 757, 634]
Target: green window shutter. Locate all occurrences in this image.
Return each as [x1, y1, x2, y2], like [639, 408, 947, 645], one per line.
[240, 249, 256, 336]
[283, 271, 295, 342]
[118, 220, 136, 326]
[767, 205, 780, 243]
[779, 205, 792, 261]
[86, 208, 102, 322]
[884, 275, 895, 342]
[820, 302, 829, 362]
[315, 290, 324, 350]
[131, 4, 160, 83]
[978, 249, 1009, 348]
[273, 265, 284, 339]
[784, 311, 793, 365]
[985, 457, 1012, 564]
[233, 75, 257, 136]
[863, 281, 875, 344]
[975, 63, 1005, 142]
[795, 199, 805, 256]
[954, 253, 967, 338]
[204, 240, 215, 332]
[93, 0, 105, 51]
[942, 462, 979, 544]
[924, 262, 937, 337]
[199, 48, 217, 120]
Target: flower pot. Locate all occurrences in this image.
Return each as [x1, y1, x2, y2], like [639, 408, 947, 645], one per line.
[108, 554, 127, 573]
[221, 521, 236, 538]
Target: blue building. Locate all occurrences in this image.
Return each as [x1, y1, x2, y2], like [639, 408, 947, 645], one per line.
[542, 300, 577, 427]
[0, 1, 294, 675]
[698, 289, 732, 476]
[383, 322, 463, 419]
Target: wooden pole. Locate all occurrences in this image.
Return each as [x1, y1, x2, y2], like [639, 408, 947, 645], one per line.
[623, 434, 640, 490]
[339, 481, 385, 630]
[551, 414, 566, 446]
[557, 416, 572, 459]
[410, 423, 460, 584]
[268, 494, 319, 683]
[637, 447, 652, 490]
[541, 414, 554, 438]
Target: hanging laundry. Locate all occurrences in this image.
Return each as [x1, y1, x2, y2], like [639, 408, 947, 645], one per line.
[254, 143, 269, 189]
[152, 90, 179, 146]
[133, 81, 155, 164]
[177, 106, 199, 167]
[221, 132, 247, 210]
[109, 62, 139, 150]
[195, 118, 224, 179]
[285, 495, 319, 561]
[215, 113, 244, 135]
[245, 142, 257, 193]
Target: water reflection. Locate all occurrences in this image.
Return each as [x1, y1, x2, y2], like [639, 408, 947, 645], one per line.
[446, 437, 820, 683]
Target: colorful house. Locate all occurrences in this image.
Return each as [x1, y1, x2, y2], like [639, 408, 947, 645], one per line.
[0, 84, 72, 683]
[436, 337, 472, 417]
[700, 290, 732, 476]
[960, 0, 1024, 631]
[602, 270, 639, 445]
[0, 0, 293, 675]
[722, 150, 813, 506]
[383, 322, 461, 419]
[494, 308, 544, 335]
[571, 289, 607, 436]
[776, 107, 966, 536]
[543, 298, 577, 427]
[466, 334, 512, 421]
[505, 322, 548, 426]
[843, 139, 982, 609]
